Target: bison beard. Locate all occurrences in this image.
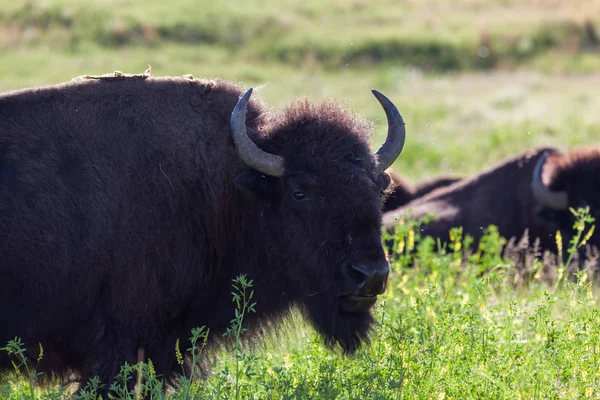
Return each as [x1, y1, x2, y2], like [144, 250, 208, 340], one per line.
[303, 295, 375, 353]
[0, 72, 406, 393]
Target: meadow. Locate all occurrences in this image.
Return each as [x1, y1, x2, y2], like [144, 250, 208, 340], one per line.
[2, 0, 600, 398]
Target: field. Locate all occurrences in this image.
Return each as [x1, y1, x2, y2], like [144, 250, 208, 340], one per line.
[1, 0, 600, 398]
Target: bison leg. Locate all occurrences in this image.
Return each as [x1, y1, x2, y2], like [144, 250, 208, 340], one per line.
[75, 317, 142, 397]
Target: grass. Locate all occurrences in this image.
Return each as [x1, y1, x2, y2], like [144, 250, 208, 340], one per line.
[2, 0, 600, 398]
[1, 0, 600, 72]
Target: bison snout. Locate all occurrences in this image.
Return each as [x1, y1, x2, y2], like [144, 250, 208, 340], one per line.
[348, 263, 389, 296]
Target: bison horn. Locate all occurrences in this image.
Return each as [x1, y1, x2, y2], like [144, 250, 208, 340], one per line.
[230, 88, 285, 177]
[371, 90, 406, 174]
[531, 151, 568, 210]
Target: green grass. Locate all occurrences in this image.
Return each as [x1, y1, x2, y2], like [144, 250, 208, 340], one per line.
[2, 0, 600, 398]
[1, 0, 600, 72]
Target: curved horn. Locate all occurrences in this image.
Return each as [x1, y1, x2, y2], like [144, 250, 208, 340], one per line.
[230, 88, 285, 177]
[372, 89, 406, 174]
[531, 151, 568, 210]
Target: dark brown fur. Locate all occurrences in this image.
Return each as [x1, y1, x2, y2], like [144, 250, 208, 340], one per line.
[382, 170, 461, 212]
[539, 145, 600, 249]
[384, 146, 600, 254]
[0, 75, 395, 393]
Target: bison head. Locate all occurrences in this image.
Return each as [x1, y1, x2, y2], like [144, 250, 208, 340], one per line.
[229, 88, 405, 353]
[531, 147, 600, 251]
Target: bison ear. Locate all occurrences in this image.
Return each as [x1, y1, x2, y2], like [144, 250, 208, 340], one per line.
[234, 171, 278, 199]
[380, 172, 392, 191]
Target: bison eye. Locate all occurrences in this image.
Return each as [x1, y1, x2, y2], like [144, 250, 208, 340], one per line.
[293, 191, 309, 202]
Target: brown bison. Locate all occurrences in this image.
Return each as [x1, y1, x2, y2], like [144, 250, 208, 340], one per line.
[0, 72, 406, 391]
[382, 170, 460, 212]
[383, 146, 600, 253]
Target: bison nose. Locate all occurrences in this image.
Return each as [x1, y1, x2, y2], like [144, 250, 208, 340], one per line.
[348, 263, 389, 295]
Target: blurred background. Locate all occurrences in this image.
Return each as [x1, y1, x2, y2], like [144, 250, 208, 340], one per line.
[2, 0, 599, 182]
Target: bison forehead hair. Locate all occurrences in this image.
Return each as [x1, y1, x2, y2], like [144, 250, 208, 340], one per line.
[255, 98, 380, 181]
[534, 145, 600, 248]
[546, 146, 600, 209]
[547, 145, 600, 186]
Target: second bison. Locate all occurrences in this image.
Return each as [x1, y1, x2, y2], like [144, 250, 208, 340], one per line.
[384, 146, 600, 254]
[382, 170, 461, 212]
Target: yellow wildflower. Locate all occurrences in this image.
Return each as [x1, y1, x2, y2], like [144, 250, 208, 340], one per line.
[453, 240, 462, 252]
[397, 238, 405, 254]
[555, 230, 563, 258]
[202, 328, 210, 349]
[407, 228, 415, 251]
[581, 226, 595, 246]
[148, 359, 155, 376]
[175, 338, 183, 365]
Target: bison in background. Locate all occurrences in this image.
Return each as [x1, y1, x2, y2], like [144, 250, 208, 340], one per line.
[0, 71, 407, 393]
[383, 146, 600, 256]
[382, 170, 461, 212]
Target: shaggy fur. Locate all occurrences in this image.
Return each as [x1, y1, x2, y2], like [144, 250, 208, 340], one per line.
[382, 170, 461, 212]
[383, 146, 600, 255]
[0, 74, 395, 393]
[536, 145, 600, 251]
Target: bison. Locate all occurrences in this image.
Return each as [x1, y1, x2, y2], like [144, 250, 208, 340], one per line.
[383, 146, 600, 254]
[0, 71, 406, 392]
[382, 170, 460, 212]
